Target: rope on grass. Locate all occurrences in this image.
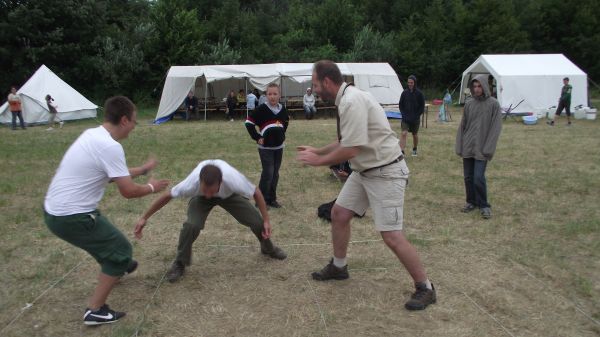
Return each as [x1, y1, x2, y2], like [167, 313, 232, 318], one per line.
[504, 257, 600, 328]
[206, 239, 383, 249]
[462, 291, 517, 337]
[0, 261, 83, 335]
[305, 277, 330, 337]
[130, 263, 170, 337]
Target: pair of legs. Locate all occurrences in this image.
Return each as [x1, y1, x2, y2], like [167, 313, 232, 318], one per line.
[175, 194, 278, 266]
[551, 100, 571, 124]
[315, 162, 434, 309]
[185, 107, 198, 121]
[258, 148, 283, 206]
[11, 110, 26, 129]
[330, 204, 427, 282]
[48, 113, 63, 128]
[463, 158, 490, 209]
[304, 105, 316, 119]
[400, 121, 419, 154]
[44, 210, 132, 312]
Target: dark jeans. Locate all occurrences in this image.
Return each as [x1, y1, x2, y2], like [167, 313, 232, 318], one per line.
[555, 100, 571, 116]
[463, 158, 490, 208]
[175, 194, 270, 265]
[11, 111, 25, 129]
[304, 105, 316, 119]
[258, 148, 283, 204]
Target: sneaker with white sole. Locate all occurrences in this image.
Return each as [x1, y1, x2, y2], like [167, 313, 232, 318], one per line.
[83, 304, 125, 325]
[411, 149, 418, 157]
[46, 127, 54, 131]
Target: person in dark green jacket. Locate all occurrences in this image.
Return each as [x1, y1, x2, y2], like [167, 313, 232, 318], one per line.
[548, 77, 572, 126]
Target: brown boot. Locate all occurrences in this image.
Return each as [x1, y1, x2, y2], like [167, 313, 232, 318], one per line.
[260, 239, 287, 260]
[405, 282, 436, 310]
[311, 258, 349, 281]
[166, 261, 185, 283]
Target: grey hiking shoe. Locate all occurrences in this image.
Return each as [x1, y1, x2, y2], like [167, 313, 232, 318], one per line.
[311, 258, 349, 281]
[461, 203, 476, 213]
[167, 261, 185, 283]
[405, 282, 436, 311]
[481, 207, 492, 219]
[260, 240, 287, 260]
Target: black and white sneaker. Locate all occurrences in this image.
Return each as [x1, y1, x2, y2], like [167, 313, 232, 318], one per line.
[83, 304, 125, 325]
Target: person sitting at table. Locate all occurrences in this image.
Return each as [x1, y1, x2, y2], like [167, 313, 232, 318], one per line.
[237, 89, 246, 109]
[184, 91, 199, 121]
[303, 87, 317, 120]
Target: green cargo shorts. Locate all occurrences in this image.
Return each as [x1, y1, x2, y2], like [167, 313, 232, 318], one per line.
[44, 210, 132, 277]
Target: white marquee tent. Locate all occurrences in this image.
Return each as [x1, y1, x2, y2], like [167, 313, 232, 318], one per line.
[154, 63, 403, 123]
[1, 65, 97, 125]
[459, 54, 588, 114]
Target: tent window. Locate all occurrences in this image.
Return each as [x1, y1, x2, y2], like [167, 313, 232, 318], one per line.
[369, 76, 389, 88]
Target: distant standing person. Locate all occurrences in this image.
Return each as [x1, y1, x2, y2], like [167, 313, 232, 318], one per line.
[226, 90, 237, 122]
[455, 74, 502, 219]
[258, 91, 267, 106]
[297, 60, 436, 311]
[45, 94, 64, 130]
[303, 87, 317, 119]
[246, 89, 257, 115]
[245, 83, 289, 208]
[8, 86, 26, 130]
[44, 96, 170, 325]
[548, 77, 572, 126]
[184, 90, 198, 121]
[133, 159, 287, 283]
[399, 75, 424, 156]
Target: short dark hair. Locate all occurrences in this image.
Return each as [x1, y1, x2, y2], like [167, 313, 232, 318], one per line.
[313, 60, 343, 85]
[563, 77, 569, 81]
[104, 96, 136, 125]
[267, 82, 280, 90]
[199, 165, 222, 186]
[408, 75, 417, 82]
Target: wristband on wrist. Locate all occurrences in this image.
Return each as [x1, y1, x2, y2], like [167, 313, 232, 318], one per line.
[147, 183, 155, 193]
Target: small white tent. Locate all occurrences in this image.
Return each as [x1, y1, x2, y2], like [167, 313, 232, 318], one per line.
[459, 54, 588, 114]
[154, 63, 403, 123]
[0, 65, 97, 125]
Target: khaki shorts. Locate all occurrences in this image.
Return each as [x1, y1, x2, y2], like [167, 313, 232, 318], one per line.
[335, 160, 409, 231]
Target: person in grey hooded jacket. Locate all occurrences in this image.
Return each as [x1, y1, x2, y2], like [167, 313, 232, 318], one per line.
[455, 74, 502, 219]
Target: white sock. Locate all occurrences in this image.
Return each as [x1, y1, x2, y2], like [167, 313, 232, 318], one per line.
[424, 279, 432, 290]
[332, 256, 347, 268]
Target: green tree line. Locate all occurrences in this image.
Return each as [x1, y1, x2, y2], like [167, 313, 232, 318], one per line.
[1, 0, 598, 103]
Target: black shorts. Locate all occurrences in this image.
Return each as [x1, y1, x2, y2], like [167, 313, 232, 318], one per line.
[401, 120, 420, 134]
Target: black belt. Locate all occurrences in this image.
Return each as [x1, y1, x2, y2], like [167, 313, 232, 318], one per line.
[361, 155, 404, 173]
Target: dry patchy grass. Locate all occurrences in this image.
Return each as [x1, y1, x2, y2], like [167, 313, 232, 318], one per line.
[0, 108, 599, 336]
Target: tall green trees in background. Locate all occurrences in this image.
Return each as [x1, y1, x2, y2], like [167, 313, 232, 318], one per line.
[1, 0, 598, 102]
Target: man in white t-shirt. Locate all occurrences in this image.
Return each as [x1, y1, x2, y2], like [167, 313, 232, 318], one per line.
[44, 96, 170, 326]
[297, 61, 436, 311]
[134, 159, 287, 283]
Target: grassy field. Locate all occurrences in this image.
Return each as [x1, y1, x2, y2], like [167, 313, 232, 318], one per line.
[0, 105, 599, 337]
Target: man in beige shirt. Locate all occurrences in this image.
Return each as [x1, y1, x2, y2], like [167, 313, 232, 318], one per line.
[296, 60, 436, 311]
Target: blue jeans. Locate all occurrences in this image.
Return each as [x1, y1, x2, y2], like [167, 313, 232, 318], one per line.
[304, 105, 316, 119]
[11, 111, 26, 129]
[463, 158, 490, 208]
[258, 148, 283, 204]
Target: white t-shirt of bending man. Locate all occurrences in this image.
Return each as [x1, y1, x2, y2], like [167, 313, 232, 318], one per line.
[170, 159, 256, 200]
[44, 126, 130, 216]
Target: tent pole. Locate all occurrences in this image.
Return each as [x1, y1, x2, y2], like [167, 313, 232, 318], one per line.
[245, 78, 248, 119]
[204, 80, 207, 121]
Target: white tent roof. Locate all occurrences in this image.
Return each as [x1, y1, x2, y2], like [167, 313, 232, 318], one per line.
[1, 65, 97, 125]
[155, 62, 402, 122]
[459, 54, 588, 114]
